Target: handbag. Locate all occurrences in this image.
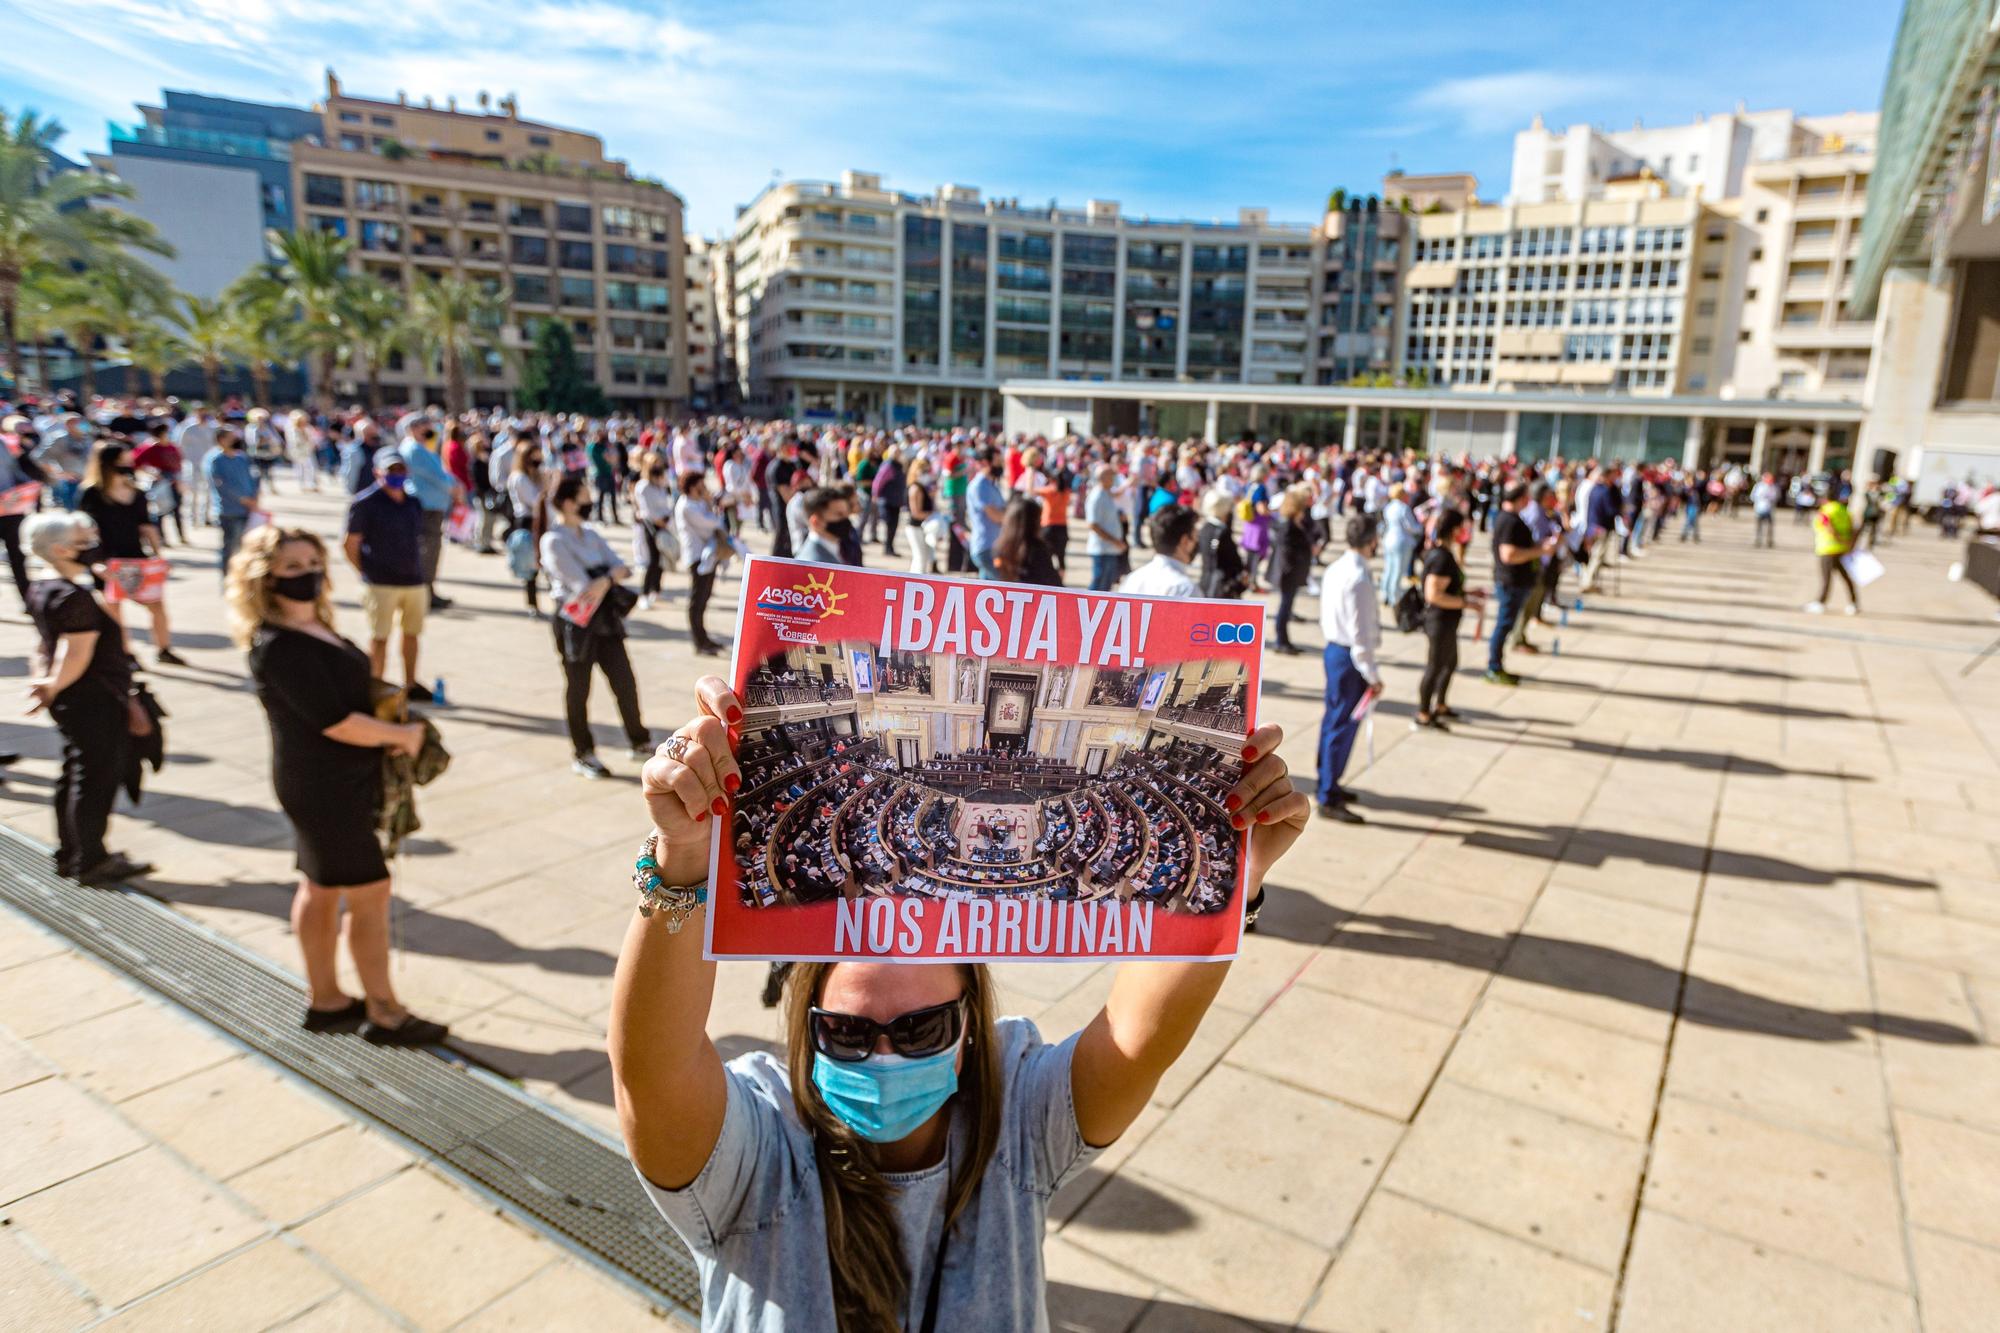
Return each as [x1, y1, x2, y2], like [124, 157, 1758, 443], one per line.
[1394, 584, 1424, 634]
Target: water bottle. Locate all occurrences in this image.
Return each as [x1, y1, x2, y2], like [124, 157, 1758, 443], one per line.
[1559, 605, 1569, 627]
[1551, 635, 1561, 656]
[1573, 596, 1584, 612]
[432, 676, 448, 707]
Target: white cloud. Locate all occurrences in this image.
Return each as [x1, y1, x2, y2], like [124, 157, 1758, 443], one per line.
[1414, 69, 1624, 134]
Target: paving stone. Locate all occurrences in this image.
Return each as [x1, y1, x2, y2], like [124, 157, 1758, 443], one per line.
[454, 1259, 665, 1329]
[1067, 1172, 1328, 1327]
[0, 1026, 53, 1095]
[97, 1238, 338, 1330]
[1643, 1095, 1907, 1288]
[1909, 1227, 2000, 1333]
[293, 1168, 558, 1328]
[1379, 1079, 1644, 1272]
[1124, 1063, 1399, 1246]
[0, 1228, 96, 1331]
[1044, 1235, 1158, 1333]
[1665, 1022, 1890, 1149]
[1226, 985, 1455, 1121]
[0, 952, 142, 1038]
[0, 1075, 148, 1204]
[1300, 1192, 1614, 1332]
[28, 1000, 239, 1104]
[273, 1290, 403, 1331]
[1895, 1110, 2000, 1250]
[1438, 999, 1662, 1139]
[225, 1127, 413, 1226]
[122, 1057, 349, 1181]
[4, 1147, 262, 1308]
[1617, 1208, 1916, 1333]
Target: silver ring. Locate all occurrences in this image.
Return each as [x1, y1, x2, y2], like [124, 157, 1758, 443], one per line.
[662, 735, 693, 763]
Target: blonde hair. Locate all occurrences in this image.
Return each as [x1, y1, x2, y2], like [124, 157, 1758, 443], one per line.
[783, 962, 1001, 1333]
[225, 525, 337, 647]
[1278, 483, 1312, 521]
[1199, 487, 1235, 523]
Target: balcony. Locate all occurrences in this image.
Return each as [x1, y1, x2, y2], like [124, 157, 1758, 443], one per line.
[354, 196, 401, 215]
[1791, 195, 1856, 222]
[785, 215, 895, 245]
[463, 204, 500, 227]
[408, 201, 449, 220]
[462, 246, 505, 266]
[411, 241, 455, 260]
[508, 209, 549, 230]
[1773, 320, 1874, 350]
[786, 251, 897, 277]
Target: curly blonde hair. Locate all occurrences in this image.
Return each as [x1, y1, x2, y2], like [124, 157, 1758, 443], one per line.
[224, 525, 337, 647]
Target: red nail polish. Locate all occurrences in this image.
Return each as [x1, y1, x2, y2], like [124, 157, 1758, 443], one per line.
[726, 705, 743, 724]
[1241, 745, 1257, 762]
[1223, 793, 1242, 812]
[695, 810, 708, 823]
[711, 796, 728, 817]
[1231, 814, 1246, 830]
[724, 773, 740, 792]
[1256, 810, 1271, 823]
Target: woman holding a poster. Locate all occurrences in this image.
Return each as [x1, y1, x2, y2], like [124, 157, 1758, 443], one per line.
[542, 477, 653, 779]
[609, 676, 1309, 1333]
[77, 441, 184, 667]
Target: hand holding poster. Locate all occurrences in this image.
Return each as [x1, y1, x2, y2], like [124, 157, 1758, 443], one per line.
[102, 557, 170, 604]
[707, 556, 1262, 964]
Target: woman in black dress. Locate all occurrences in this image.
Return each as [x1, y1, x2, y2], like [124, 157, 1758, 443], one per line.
[226, 524, 446, 1045]
[1265, 484, 1317, 655]
[1415, 509, 1481, 731]
[79, 439, 183, 666]
[23, 512, 153, 884]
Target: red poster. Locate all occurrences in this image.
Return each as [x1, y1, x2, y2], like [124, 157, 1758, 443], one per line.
[0, 483, 39, 517]
[102, 557, 170, 605]
[707, 556, 1262, 964]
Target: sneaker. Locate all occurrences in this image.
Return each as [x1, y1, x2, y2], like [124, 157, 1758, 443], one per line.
[1844, 604, 1859, 616]
[429, 594, 455, 611]
[1803, 601, 1825, 614]
[155, 648, 189, 667]
[302, 998, 367, 1033]
[628, 743, 654, 762]
[78, 852, 154, 885]
[1484, 669, 1520, 687]
[636, 595, 655, 611]
[572, 754, 611, 779]
[1314, 800, 1365, 825]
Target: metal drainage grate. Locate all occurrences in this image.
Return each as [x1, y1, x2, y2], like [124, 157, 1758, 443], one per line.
[0, 828, 700, 1317]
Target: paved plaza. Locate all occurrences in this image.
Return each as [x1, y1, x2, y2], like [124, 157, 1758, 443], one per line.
[3, 491, 1999, 1331]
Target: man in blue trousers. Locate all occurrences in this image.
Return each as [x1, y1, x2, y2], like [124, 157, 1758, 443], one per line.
[1315, 514, 1383, 824]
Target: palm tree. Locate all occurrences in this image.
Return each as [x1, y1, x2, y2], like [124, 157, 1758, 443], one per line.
[169, 293, 236, 405]
[408, 274, 506, 414]
[126, 322, 187, 396]
[337, 277, 409, 411]
[0, 107, 173, 390]
[234, 228, 353, 409]
[36, 259, 170, 400]
[219, 281, 293, 409]
[16, 263, 64, 393]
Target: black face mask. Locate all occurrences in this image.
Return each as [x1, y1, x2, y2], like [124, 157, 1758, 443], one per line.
[827, 518, 855, 539]
[272, 570, 324, 603]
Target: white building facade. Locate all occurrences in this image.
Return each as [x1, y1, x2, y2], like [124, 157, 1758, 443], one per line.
[728, 171, 1323, 427]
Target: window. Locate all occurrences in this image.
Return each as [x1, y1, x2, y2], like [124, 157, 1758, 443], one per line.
[635, 282, 670, 315]
[1692, 336, 1712, 354]
[510, 234, 549, 266]
[339, 133, 365, 152]
[557, 202, 592, 234]
[485, 130, 501, 143]
[559, 276, 595, 307]
[528, 134, 553, 147]
[509, 204, 547, 229]
[338, 111, 362, 124]
[515, 273, 551, 305]
[354, 179, 398, 210]
[371, 115, 394, 128]
[559, 240, 595, 270]
[310, 214, 347, 237]
[1756, 209, 1770, 223]
[304, 174, 346, 207]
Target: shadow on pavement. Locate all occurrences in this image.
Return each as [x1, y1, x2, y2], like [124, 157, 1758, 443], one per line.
[1253, 890, 1976, 1047]
[1047, 1282, 1280, 1332]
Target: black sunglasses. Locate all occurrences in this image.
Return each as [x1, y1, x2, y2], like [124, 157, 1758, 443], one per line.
[809, 998, 965, 1063]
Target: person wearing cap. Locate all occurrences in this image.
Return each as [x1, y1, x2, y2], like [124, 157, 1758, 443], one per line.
[343, 448, 432, 699]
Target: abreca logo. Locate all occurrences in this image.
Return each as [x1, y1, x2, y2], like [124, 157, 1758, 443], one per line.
[1190, 622, 1259, 645]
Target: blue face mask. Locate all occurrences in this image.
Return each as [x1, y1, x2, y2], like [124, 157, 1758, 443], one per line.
[812, 1046, 960, 1144]
[382, 473, 408, 493]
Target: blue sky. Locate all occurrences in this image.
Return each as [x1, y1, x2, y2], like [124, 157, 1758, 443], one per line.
[3, 0, 1899, 234]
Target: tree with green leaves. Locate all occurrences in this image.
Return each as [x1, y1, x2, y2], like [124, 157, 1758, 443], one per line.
[169, 293, 236, 405]
[232, 228, 354, 409]
[0, 106, 174, 391]
[126, 322, 187, 397]
[517, 316, 606, 415]
[37, 257, 172, 401]
[219, 270, 294, 408]
[408, 274, 506, 414]
[337, 277, 409, 411]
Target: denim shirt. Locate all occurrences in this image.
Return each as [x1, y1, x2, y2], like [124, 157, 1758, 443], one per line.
[203, 449, 259, 521]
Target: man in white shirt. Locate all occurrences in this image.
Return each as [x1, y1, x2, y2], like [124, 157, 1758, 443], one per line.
[1116, 506, 1201, 599]
[1082, 465, 1128, 591]
[173, 411, 217, 524]
[1751, 472, 1780, 548]
[1362, 470, 1388, 514]
[1316, 514, 1384, 823]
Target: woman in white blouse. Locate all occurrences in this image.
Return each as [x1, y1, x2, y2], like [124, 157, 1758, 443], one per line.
[541, 476, 650, 779]
[630, 454, 677, 610]
[672, 472, 744, 659]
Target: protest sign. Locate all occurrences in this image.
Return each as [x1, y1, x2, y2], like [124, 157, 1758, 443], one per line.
[102, 557, 170, 604]
[0, 482, 40, 517]
[707, 556, 1261, 964]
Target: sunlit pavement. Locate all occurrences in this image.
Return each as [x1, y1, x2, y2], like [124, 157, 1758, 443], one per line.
[4, 491, 1998, 1330]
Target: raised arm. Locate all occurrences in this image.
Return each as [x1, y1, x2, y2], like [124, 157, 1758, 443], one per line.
[1070, 722, 1308, 1147]
[609, 677, 744, 1189]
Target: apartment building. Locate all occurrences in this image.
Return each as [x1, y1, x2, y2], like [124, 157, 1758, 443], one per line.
[291, 72, 688, 413]
[1315, 194, 1417, 385]
[684, 238, 720, 409]
[1402, 180, 1711, 396]
[727, 171, 1323, 427]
